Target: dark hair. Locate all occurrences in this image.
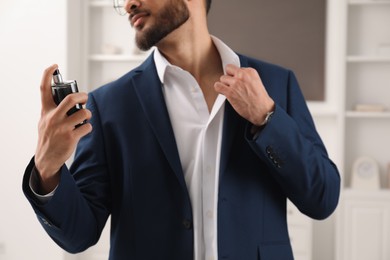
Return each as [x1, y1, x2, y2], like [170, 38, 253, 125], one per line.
[206, 0, 212, 13]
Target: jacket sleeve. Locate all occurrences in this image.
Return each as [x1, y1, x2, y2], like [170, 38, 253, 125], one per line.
[246, 70, 340, 220]
[22, 93, 111, 253]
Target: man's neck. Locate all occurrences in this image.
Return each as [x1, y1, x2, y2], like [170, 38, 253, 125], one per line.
[156, 18, 225, 112]
[156, 23, 223, 83]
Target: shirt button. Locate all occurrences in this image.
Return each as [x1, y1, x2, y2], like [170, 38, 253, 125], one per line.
[206, 210, 214, 219]
[220, 197, 228, 203]
[182, 219, 193, 230]
[191, 86, 197, 93]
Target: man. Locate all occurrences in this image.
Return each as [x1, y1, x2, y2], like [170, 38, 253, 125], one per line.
[23, 0, 340, 259]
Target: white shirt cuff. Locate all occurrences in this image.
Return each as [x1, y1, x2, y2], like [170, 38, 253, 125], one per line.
[29, 168, 58, 204]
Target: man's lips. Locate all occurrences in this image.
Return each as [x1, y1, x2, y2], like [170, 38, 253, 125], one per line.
[130, 12, 149, 28]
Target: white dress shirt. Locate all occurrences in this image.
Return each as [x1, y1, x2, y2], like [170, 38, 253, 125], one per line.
[154, 36, 240, 260]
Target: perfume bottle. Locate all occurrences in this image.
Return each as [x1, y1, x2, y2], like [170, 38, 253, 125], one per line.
[51, 69, 82, 115]
[52, 69, 86, 127]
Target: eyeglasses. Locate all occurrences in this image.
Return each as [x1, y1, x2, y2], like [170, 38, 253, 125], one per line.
[113, 0, 127, 16]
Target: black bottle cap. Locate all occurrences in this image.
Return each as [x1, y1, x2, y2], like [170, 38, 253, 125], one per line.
[53, 69, 63, 84]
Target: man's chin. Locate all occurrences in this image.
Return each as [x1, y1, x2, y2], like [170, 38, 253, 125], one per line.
[135, 36, 156, 51]
[135, 30, 167, 51]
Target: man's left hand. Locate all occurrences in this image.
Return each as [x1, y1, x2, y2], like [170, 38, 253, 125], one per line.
[214, 64, 275, 126]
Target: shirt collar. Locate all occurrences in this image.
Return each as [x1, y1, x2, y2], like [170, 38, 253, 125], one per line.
[153, 35, 241, 84]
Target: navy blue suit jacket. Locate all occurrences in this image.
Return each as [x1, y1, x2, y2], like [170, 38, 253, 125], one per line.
[23, 53, 340, 260]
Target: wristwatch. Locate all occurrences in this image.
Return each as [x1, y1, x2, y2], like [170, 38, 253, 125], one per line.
[260, 111, 274, 126]
[250, 110, 275, 140]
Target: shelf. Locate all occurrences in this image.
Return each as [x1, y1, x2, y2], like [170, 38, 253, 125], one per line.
[307, 102, 339, 118]
[347, 56, 390, 63]
[89, 54, 150, 62]
[349, 0, 390, 5]
[345, 110, 390, 118]
[310, 110, 339, 117]
[343, 189, 390, 198]
[90, 0, 112, 7]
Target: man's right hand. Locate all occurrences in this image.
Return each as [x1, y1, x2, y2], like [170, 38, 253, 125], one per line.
[34, 64, 92, 194]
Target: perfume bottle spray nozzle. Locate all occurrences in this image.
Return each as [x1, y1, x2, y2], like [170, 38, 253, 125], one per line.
[53, 69, 64, 84]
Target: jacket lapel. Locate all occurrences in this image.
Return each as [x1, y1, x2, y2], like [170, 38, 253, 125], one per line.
[219, 102, 241, 176]
[219, 54, 248, 176]
[130, 54, 248, 188]
[131, 55, 187, 190]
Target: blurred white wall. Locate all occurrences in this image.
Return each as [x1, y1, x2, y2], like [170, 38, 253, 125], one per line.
[0, 0, 68, 259]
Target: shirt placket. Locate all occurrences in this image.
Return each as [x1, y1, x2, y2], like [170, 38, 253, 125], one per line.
[202, 95, 225, 260]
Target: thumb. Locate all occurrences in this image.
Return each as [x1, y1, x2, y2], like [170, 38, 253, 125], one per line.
[225, 64, 240, 77]
[40, 64, 58, 112]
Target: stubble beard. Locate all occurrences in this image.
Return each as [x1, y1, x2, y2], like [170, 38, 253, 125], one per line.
[134, 0, 190, 51]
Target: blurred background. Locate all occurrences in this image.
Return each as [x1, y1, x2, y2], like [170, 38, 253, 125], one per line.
[0, 0, 389, 259]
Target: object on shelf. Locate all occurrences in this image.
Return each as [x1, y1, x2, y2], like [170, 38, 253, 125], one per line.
[351, 156, 381, 190]
[387, 163, 390, 189]
[102, 43, 123, 55]
[354, 103, 387, 112]
[377, 43, 390, 56]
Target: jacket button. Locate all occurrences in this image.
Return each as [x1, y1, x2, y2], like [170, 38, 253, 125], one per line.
[41, 217, 52, 227]
[266, 146, 273, 155]
[182, 219, 193, 230]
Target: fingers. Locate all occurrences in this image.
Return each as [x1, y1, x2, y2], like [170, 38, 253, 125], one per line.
[220, 64, 250, 86]
[214, 81, 231, 96]
[70, 108, 93, 141]
[66, 106, 92, 129]
[215, 64, 238, 96]
[225, 64, 240, 76]
[40, 64, 58, 112]
[219, 74, 236, 86]
[73, 121, 93, 138]
[56, 92, 89, 117]
[216, 64, 238, 89]
[225, 64, 260, 80]
[57, 93, 91, 131]
[216, 64, 243, 94]
[216, 64, 275, 126]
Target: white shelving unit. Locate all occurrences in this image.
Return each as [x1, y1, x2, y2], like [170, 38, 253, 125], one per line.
[343, 0, 390, 187]
[287, 202, 313, 260]
[80, 0, 150, 92]
[339, 190, 390, 260]
[337, 0, 390, 259]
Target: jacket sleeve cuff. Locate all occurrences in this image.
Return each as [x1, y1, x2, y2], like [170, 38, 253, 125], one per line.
[29, 166, 58, 204]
